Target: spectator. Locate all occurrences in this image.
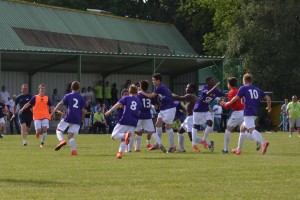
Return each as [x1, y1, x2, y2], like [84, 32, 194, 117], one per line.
[93, 109, 107, 134]
[111, 83, 118, 105]
[94, 81, 103, 104]
[0, 85, 10, 104]
[105, 81, 112, 106]
[85, 86, 94, 105]
[106, 110, 118, 134]
[84, 100, 94, 133]
[286, 95, 300, 137]
[124, 80, 131, 89]
[52, 89, 60, 107]
[7, 95, 20, 134]
[280, 99, 289, 132]
[101, 103, 108, 113]
[93, 102, 101, 113]
[0, 98, 8, 138]
[213, 99, 222, 132]
[65, 83, 72, 94]
[81, 87, 86, 98]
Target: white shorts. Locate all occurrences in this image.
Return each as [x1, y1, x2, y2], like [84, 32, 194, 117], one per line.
[57, 119, 81, 134]
[180, 115, 193, 132]
[158, 107, 176, 125]
[111, 123, 136, 139]
[242, 116, 257, 129]
[193, 111, 212, 125]
[34, 119, 49, 130]
[0, 117, 4, 124]
[227, 110, 244, 127]
[135, 119, 155, 132]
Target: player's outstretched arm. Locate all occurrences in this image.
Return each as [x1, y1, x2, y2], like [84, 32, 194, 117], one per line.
[51, 101, 64, 116]
[105, 102, 122, 116]
[19, 102, 30, 113]
[207, 82, 220, 96]
[225, 95, 239, 107]
[265, 95, 272, 113]
[172, 93, 188, 101]
[139, 90, 157, 99]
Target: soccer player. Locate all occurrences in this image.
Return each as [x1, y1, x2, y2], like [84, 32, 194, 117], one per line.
[19, 84, 54, 148]
[0, 99, 8, 138]
[51, 81, 86, 155]
[172, 83, 203, 152]
[219, 77, 257, 154]
[139, 73, 176, 153]
[134, 80, 156, 152]
[225, 73, 271, 155]
[192, 77, 225, 153]
[11, 84, 33, 146]
[105, 84, 141, 159]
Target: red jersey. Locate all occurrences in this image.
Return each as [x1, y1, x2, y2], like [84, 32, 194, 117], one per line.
[222, 87, 244, 111]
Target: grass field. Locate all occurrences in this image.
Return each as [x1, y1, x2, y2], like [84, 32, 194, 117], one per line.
[0, 132, 299, 200]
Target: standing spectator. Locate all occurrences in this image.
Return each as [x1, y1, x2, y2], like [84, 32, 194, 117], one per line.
[101, 103, 108, 113]
[213, 99, 222, 132]
[221, 108, 230, 132]
[124, 80, 131, 89]
[81, 87, 86, 98]
[105, 81, 112, 106]
[0, 85, 10, 104]
[286, 95, 300, 137]
[0, 99, 8, 138]
[52, 89, 60, 107]
[7, 95, 20, 134]
[94, 81, 103, 104]
[85, 86, 94, 105]
[93, 109, 107, 134]
[111, 83, 118, 105]
[280, 99, 289, 132]
[84, 100, 93, 133]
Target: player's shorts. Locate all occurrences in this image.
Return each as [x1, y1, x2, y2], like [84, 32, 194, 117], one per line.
[57, 119, 81, 134]
[19, 113, 33, 128]
[289, 118, 300, 128]
[135, 119, 155, 132]
[34, 119, 49, 130]
[111, 123, 135, 139]
[241, 116, 257, 129]
[180, 115, 193, 132]
[0, 117, 4, 124]
[227, 110, 244, 127]
[158, 107, 176, 125]
[193, 111, 212, 125]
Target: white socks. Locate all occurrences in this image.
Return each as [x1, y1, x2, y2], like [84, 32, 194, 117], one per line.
[203, 126, 213, 141]
[56, 130, 64, 141]
[192, 128, 198, 146]
[135, 135, 142, 150]
[41, 133, 47, 144]
[118, 141, 126, 152]
[178, 133, 184, 150]
[166, 129, 175, 147]
[69, 138, 76, 151]
[128, 134, 135, 152]
[156, 127, 163, 138]
[224, 129, 231, 151]
[152, 132, 162, 145]
[253, 130, 264, 144]
[237, 132, 245, 150]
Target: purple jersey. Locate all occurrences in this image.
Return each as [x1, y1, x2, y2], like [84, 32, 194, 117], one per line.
[237, 84, 266, 116]
[154, 83, 175, 110]
[193, 85, 224, 112]
[117, 107, 123, 122]
[137, 93, 156, 119]
[118, 96, 141, 126]
[62, 92, 86, 125]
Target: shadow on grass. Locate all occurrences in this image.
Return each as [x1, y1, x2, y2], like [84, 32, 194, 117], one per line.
[0, 178, 69, 186]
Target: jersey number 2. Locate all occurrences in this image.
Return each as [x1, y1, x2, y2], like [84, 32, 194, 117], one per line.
[73, 98, 79, 108]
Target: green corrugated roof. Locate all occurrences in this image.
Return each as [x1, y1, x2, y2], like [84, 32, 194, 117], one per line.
[0, 0, 196, 55]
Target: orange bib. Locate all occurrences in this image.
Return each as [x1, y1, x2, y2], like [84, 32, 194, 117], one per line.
[32, 95, 50, 120]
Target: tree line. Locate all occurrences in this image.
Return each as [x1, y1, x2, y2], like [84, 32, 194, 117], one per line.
[25, 0, 300, 99]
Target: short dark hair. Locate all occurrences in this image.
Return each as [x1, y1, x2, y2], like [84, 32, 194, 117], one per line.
[121, 89, 129, 96]
[71, 81, 80, 91]
[227, 77, 238, 87]
[188, 83, 197, 92]
[129, 84, 138, 95]
[152, 73, 162, 82]
[140, 80, 149, 91]
[205, 76, 213, 83]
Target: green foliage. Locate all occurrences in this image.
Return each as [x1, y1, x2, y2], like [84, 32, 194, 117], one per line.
[0, 134, 300, 199]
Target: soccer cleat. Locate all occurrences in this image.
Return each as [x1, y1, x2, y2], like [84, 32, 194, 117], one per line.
[116, 152, 122, 159]
[40, 143, 44, 148]
[261, 141, 269, 155]
[55, 140, 67, 151]
[177, 149, 186, 153]
[146, 144, 153, 149]
[124, 132, 131, 145]
[221, 150, 229, 154]
[200, 140, 208, 149]
[71, 150, 77, 155]
[23, 143, 27, 146]
[159, 145, 167, 153]
[149, 144, 159, 150]
[36, 133, 40, 139]
[232, 148, 241, 155]
[256, 141, 261, 151]
[134, 149, 141, 152]
[209, 141, 214, 153]
[192, 145, 200, 153]
[167, 146, 176, 153]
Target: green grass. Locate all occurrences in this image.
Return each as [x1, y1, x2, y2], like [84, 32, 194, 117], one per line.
[0, 132, 300, 200]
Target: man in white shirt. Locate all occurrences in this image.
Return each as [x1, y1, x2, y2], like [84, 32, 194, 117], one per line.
[213, 99, 223, 132]
[0, 85, 10, 104]
[7, 95, 20, 134]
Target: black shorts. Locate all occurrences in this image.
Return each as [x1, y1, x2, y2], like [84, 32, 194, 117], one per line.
[19, 112, 33, 128]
